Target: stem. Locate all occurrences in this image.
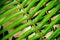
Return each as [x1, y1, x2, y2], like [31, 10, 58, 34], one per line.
[0, 0, 49, 40]
[0, 0, 36, 34]
[28, 14, 60, 40]
[0, 5, 20, 18]
[45, 27, 60, 40]
[0, 0, 29, 25]
[16, 0, 58, 40]
[22, 0, 29, 7]
[0, 0, 46, 34]
[0, 0, 48, 26]
[1, 0, 59, 39]
[0, 1, 18, 12]
[29, 0, 48, 17]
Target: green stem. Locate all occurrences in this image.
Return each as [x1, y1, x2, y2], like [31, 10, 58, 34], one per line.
[0, 1, 18, 12]
[0, 0, 49, 39]
[0, 5, 20, 18]
[0, 0, 46, 34]
[42, 15, 60, 35]
[2, 0, 57, 39]
[45, 27, 60, 40]
[0, 0, 29, 25]
[0, 15, 28, 34]
[1, 0, 60, 40]
[22, 0, 29, 7]
[29, 0, 48, 17]
[25, 3, 60, 40]
[0, 0, 29, 18]
[16, 27, 35, 40]
[1, 22, 31, 40]
[28, 33, 40, 40]
[0, 0, 48, 25]
[1, 0, 59, 39]
[0, 0, 36, 34]
[16, 0, 58, 40]
[28, 14, 60, 40]
[37, 3, 60, 29]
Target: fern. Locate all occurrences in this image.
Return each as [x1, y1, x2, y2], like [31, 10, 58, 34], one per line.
[0, 0, 60, 40]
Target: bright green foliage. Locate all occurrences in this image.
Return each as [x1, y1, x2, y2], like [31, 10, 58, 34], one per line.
[0, 0, 60, 40]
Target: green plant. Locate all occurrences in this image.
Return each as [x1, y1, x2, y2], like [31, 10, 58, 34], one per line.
[0, 0, 60, 40]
